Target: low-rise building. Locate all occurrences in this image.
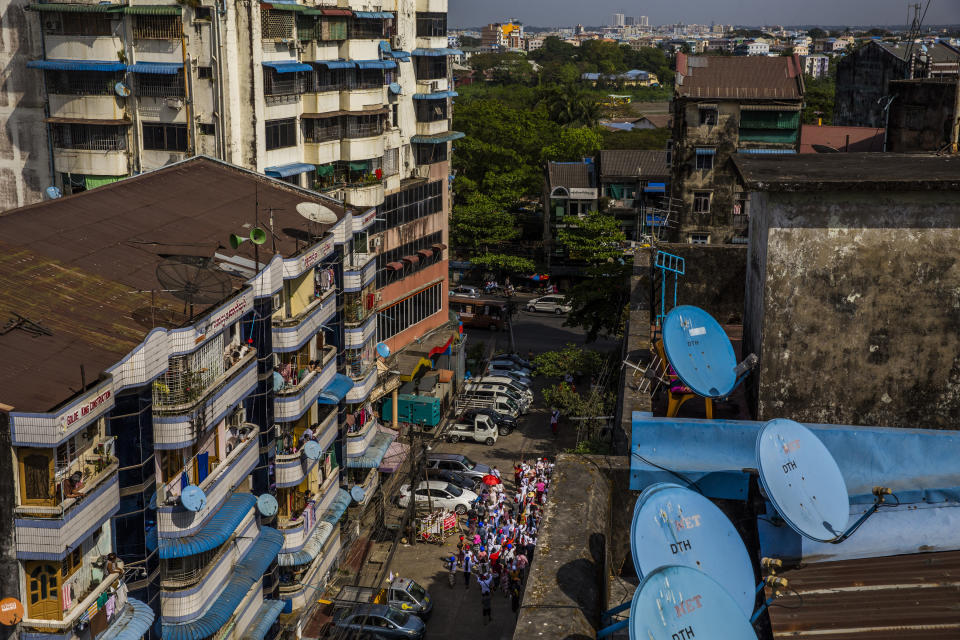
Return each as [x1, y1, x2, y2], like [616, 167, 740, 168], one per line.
[598, 149, 670, 241]
[803, 53, 830, 78]
[543, 159, 598, 268]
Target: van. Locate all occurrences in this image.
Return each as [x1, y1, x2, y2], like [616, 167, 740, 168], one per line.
[457, 390, 521, 418]
[472, 376, 533, 403]
[526, 294, 572, 314]
[462, 384, 528, 414]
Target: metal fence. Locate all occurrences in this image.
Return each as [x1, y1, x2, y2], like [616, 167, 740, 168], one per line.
[52, 124, 128, 151]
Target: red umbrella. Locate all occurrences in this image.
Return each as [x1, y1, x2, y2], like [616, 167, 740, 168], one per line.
[481, 474, 501, 486]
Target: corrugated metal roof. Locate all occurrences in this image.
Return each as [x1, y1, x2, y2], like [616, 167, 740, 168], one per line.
[411, 131, 465, 144]
[239, 600, 284, 640]
[411, 48, 463, 56]
[0, 156, 345, 413]
[161, 527, 284, 640]
[766, 550, 960, 639]
[128, 62, 183, 75]
[344, 431, 395, 468]
[412, 90, 457, 100]
[547, 162, 595, 189]
[676, 55, 803, 99]
[98, 598, 156, 640]
[158, 493, 256, 559]
[355, 59, 396, 70]
[262, 60, 312, 73]
[317, 373, 353, 404]
[264, 162, 315, 177]
[27, 59, 127, 72]
[599, 150, 669, 179]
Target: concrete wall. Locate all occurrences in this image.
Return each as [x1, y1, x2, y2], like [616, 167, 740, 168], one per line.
[659, 242, 747, 323]
[887, 78, 957, 153]
[834, 43, 908, 128]
[0, 0, 49, 212]
[745, 190, 960, 428]
[0, 411, 19, 640]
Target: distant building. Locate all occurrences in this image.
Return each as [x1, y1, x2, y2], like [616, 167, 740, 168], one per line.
[543, 159, 598, 268]
[598, 150, 670, 241]
[798, 124, 885, 152]
[624, 16, 635, 26]
[481, 21, 524, 48]
[580, 69, 659, 87]
[835, 41, 960, 127]
[613, 13, 625, 27]
[671, 53, 804, 244]
[525, 36, 545, 52]
[886, 78, 958, 153]
[803, 54, 830, 78]
[735, 41, 770, 56]
[635, 114, 672, 129]
[639, 16, 650, 28]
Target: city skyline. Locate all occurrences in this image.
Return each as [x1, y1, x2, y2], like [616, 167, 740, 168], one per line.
[449, 0, 957, 29]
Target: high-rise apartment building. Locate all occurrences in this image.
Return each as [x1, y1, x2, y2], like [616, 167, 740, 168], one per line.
[613, 13, 625, 27]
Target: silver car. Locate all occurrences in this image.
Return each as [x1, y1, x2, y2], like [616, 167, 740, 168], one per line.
[526, 294, 572, 314]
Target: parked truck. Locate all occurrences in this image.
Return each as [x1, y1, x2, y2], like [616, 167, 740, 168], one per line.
[326, 578, 433, 619]
[381, 394, 442, 429]
[445, 413, 499, 446]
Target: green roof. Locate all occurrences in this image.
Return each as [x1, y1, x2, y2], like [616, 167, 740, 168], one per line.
[28, 3, 124, 12]
[124, 5, 181, 14]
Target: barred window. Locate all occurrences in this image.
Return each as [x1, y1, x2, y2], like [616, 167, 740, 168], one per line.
[382, 147, 399, 177]
[320, 17, 347, 40]
[693, 191, 711, 214]
[134, 72, 185, 98]
[373, 179, 442, 234]
[41, 12, 113, 36]
[414, 56, 448, 81]
[263, 69, 306, 96]
[415, 99, 448, 122]
[45, 70, 123, 96]
[415, 12, 446, 37]
[303, 116, 340, 143]
[261, 9, 294, 40]
[377, 282, 443, 342]
[132, 15, 183, 39]
[343, 114, 384, 139]
[349, 18, 384, 39]
[414, 142, 447, 165]
[142, 123, 187, 151]
[344, 69, 384, 90]
[52, 124, 127, 151]
[310, 67, 340, 92]
[265, 118, 297, 150]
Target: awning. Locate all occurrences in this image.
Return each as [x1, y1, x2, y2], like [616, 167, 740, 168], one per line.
[388, 82, 402, 95]
[240, 601, 284, 640]
[353, 11, 393, 18]
[161, 527, 284, 640]
[98, 598, 155, 640]
[318, 373, 353, 404]
[28, 2, 122, 11]
[644, 182, 666, 192]
[260, 0, 309, 11]
[313, 59, 355, 69]
[45, 116, 130, 125]
[355, 59, 396, 70]
[695, 148, 716, 156]
[737, 148, 798, 154]
[401, 254, 420, 265]
[417, 248, 433, 260]
[412, 48, 464, 56]
[388, 50, 410, 60]
[262, 60, 312, 73]
[378, 432, 409, 473]
[741, 103, 802, 111]
[431, 242, 447, 251]
[265, 162, 315, 178]
[386, 261, 404, 271]
[412, 90, 458, 100]
[319, 7, 351, 15]
[127, 62, 183, 75]
[277, 489, 349, 566]
[159, 493, 256, 559]
[27, 59, 127, 72]
[124, 5, 181, 14]
[344, 431, 396, 468]
[411, 131, 465, 144]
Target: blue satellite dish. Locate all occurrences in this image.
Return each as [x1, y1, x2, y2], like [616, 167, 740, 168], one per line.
[662, 305, 737, 398]
[350, 485, 366, 503]
[630, 483, 755, 617]
[630, 565, 757, 640]
[114, 81, 131, 97]
[257, 493, 279, 518]
[376, 342, 391, 358]
[272, 371, 284, 392]
[180, 484, 207, 512]
[756, 418, 850, 543]
[303, 440, 322, 460]
[44, 186, 62, 200]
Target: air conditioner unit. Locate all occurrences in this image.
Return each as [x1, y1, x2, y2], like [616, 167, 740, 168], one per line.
[166, 97, 184, 110]
[272, 292, 282, 311]
[370, 236, 381, 250]
[392, 34, 405, 50]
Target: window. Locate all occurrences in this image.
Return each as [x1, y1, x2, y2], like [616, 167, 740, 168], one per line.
[199, 123, 215, 136]
[373, 180, 442, 235]
[414, 56, 447, 81]
[375, 230, 443, 287]
[42, 12, 113, 36]
[414, 142, 447, 165]
[416, 12, 446, 37]
[695, 148, 715, 170]
[132, 15, 183, 39]
[377, 281, 443, 342]
[319, 16, 347, 41]
[391, 103, 399, 128]
[193, 6, 212, 21]
[142, 123, 188, 151]
[303, 116, 340, 143]
[690, 233, 709, 244]
[45, 70, 123, 96]
[665, 139, 672, 167]
[349, 17, 385, 39]
[345, 69, 384, 90]
[197, 66, 213, 79]
[260, 9, 293, 39]
[415, 99, 448, 122]
[311, 67, 340, 92]
[263, 69, 306, 96]
[693, 191, 711, 213]
[60, 548, 82, 580]
[52, 124, 127, 151]
[18, 449, 53, 505]
[382, 147, 399, 177]
[698, 106, 718, 126]
[343, 113, 384, 138]
[265, 118, 297, 150]
[134, 72, 185, 98]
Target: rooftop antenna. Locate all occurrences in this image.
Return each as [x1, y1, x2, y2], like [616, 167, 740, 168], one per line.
[155, 256, 235, 319]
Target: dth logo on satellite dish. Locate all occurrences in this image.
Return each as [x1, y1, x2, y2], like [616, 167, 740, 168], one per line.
[674, 594, 702, 618]
[780, 439, 801, 454]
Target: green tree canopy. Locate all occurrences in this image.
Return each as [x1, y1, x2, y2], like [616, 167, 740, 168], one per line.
[802, 75, 835, 125]
[807, 28, 827, 40]
[541, 127, 603, 162]
[532, 343, 607, 378]
[600, 126, 670, 150]
[450, 193, 520, 254]
[538, 84, 600, 127]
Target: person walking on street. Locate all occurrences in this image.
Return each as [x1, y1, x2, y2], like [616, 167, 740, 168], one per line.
[463, 549, 473, 589]
[481, 589, 493, 625]
[510, 582, 521, 614]
[446, 555, 457, 588]
[550, 409, 559, 436]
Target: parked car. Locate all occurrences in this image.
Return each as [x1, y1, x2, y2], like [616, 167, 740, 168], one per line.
[484, 369, 533, 390]
[474, 376, 534, 403]
[398, 480, 478, 514]
[526, 294, 572, 314]
[425, 453, 492, 483]
[461, 408, 518, 436]
[493, 353, 535, 370]
[330, 604, 425, 640]
[449, 285, 480, 298]
[464, 381, 530, 413]
[425, 468, 480, 491]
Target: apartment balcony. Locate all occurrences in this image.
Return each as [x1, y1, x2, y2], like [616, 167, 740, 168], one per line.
[156, 424, 259, 537]
[340, 134, 384, 161]
[340, 181, 385, 207]
[338, 38, 380, 61]
[607, 198, 637, 210]
[271, 288, 336, 353]
[303, 139, 341, 165]
[20, 572, 125, 632]
[278, 530, 340, 612]
[46, 35, 124, 60]
[48, 93, 126, 120]
[132, 37, 184, 63]
[415, 119, 450, 137]
[344, 466, 379, 509]
[302, 90, 340, 114]
[346, 367, 377, 403]
[276, 466, 341, 553]
[53, 147, 129, 176]
[339, 86, 385, 112]
[416, 35, 448, 50]
[274, 352, 337, 423]
[416, 78, 448, 94]
[14, 439, 120, 559]
[415, 0, 447, 12]
[153, 347, 257, 449]
[344, 416, 379, 458]
[343, 253, 376, 296]
[274, 408, 337, 489]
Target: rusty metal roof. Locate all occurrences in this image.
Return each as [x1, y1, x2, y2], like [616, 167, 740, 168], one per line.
[675, 54, 804, 100]
[546, 161, 595, 190]
[766, 550, 960, 639]
[599, 150, 669, 179]
[0, 156, 345, 412]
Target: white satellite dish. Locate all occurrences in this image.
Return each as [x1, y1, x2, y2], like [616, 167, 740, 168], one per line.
[296, 202, 337, 225]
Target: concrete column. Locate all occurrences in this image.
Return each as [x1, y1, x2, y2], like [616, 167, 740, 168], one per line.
[392, 387, 399, 429]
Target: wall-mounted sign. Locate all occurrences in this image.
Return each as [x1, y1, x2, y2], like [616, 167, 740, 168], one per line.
[568, 187, 598, 200]
[288, 237, 335, 278]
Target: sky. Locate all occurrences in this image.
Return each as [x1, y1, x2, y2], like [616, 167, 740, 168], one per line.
[448, 0, 958, 29]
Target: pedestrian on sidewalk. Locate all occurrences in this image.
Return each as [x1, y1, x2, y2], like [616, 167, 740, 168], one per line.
[463, 549, 473, 589]
[446, 555, 457, 588]
[481, 589, 493, 625]
[550, 409, 559, 436]
[510, 582, 521, 614]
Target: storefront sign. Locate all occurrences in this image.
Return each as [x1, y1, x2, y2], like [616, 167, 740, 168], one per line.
[568, 187, 598, 200]
[62, 387, 113, 428]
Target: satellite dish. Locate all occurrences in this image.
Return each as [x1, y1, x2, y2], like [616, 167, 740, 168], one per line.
[756, 418, 850, 543]
[156, 256, 235, 315]
[44, 186, 62, 200]
[375, 342, 390, 358]
[257, 493, 279, 518]
[114, 81, 131, 97]
[303, 440, 322, 460]
[296, 202, 337, 224]
[662, 305, 738, 398]
[630, 483, 755, 617]
[180, 485, 207, 512]
[350, 485, 366, 503]
[272, 371, 285, 392]
[811, 144, 840, 153]
[630, 565, 757, 640]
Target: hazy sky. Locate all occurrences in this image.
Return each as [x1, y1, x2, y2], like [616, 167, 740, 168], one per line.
[448, 0, 957, 28]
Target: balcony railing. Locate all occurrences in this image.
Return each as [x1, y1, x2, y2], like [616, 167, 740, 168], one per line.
[154, 346, 256, 413]
[21, 573, 122, 630]
[16, 437, 118, 518]
[273, 286, 335, 329]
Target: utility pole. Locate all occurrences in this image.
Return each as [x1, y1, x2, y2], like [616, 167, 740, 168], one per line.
[377, 427, 430, 584]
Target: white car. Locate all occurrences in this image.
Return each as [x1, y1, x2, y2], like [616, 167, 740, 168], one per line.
[398, 480, 478, 514]
[449, 285, 480, 298]
[488, 359, 533, 379]
[526, 294, 572, 314]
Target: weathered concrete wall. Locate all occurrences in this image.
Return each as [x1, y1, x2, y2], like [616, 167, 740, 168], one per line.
[614, 251, 653, 456]
[834, 43, 909, 128]
[745, 190, 960, 428]
[0, 411, 19, 640]
[887, 79, 957, 153]
[659, 242, 748, 323]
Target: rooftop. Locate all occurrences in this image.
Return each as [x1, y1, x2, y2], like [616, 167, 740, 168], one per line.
[599, 150, 669, 179]
[0, 156, 345, 413]
[546, 160, 595, 190]
[876, 40, 960, 65]
[798, 124, 886, 153]
[732, 153, 960, 192]
[675, 53, 804, 100]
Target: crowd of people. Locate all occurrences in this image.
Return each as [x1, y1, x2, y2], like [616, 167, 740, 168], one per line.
[442, 458, 556, 624]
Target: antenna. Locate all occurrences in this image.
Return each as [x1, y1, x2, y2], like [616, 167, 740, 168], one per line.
[155, 256, 235, 318]
[630, 483, 756, 617]
[296, 201, 338, 241]
[756, 418, 891, 544]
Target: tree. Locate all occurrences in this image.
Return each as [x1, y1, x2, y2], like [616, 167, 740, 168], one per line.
[540, 61, 580, 86]
[541, 127, 603, 162]
[600, 127, 670, 150]
[532, 343, 606, 379]
[450, 193, 520, 255]
[807, 28, 827, 40]
[802, 75, 835, 125]
[538, 84, 600, 127]
[459, 35, 481, 47]
[469, 253, 536, 273]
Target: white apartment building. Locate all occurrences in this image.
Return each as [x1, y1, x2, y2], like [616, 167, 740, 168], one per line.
[804, 53, 830, 78]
